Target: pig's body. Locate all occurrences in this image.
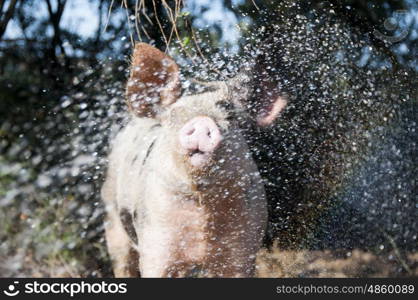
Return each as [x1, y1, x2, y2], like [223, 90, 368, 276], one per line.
[102, 43, 286, 278]
[102, 92, 267, 277]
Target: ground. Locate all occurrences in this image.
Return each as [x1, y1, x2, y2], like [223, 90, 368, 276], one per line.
[2, 247, 417, 278]
[256, 248, 418, 278]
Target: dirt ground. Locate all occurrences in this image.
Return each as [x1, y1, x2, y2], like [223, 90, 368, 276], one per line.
[256, 248, 418, 278]
[2, 247, 417, 278]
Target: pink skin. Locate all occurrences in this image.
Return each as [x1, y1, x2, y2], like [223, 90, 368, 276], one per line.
[178, 116, 222, 167]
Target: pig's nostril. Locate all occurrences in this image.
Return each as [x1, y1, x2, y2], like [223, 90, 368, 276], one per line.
[189, 149, 204, 156]
[186, 128, 195, 136]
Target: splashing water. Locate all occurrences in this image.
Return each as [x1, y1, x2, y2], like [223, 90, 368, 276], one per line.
[0, 2, 416, 277]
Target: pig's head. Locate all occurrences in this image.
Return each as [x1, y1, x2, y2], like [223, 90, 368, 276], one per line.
[126, 43, 287, 182]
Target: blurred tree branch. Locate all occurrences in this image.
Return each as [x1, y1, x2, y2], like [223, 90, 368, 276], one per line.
[45, 0, 67, 61]
[0, 0, 19, 39]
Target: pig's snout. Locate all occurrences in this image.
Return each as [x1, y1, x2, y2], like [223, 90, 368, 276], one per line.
[179, 116, 222, 167]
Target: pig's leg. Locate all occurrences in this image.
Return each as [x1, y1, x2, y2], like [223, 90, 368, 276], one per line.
[139, 229, 175, 277]
[102, 161, 140, 277]
[104, 208, 140, 277]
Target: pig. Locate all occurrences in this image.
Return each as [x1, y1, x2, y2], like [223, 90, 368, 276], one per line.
[101, 43, 287, 277]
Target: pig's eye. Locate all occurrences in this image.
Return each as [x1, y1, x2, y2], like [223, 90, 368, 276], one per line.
[216, 100, 233, 111]
[216, 100, 236, 121]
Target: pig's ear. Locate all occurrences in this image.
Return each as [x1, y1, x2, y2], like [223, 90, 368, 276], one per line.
[254, 91, 287, 127]
[126, 43, 181, 117]
[250, 70, 288, 127]
[228, 72, 287, 127]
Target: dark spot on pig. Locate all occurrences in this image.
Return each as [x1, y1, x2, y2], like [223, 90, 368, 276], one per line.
[150, 124, 162, 130]
[119, 208, 138, 244]
[127, 247, 141, 277]
[132, 154, 138, 164]
[142, 138, 156, 166]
